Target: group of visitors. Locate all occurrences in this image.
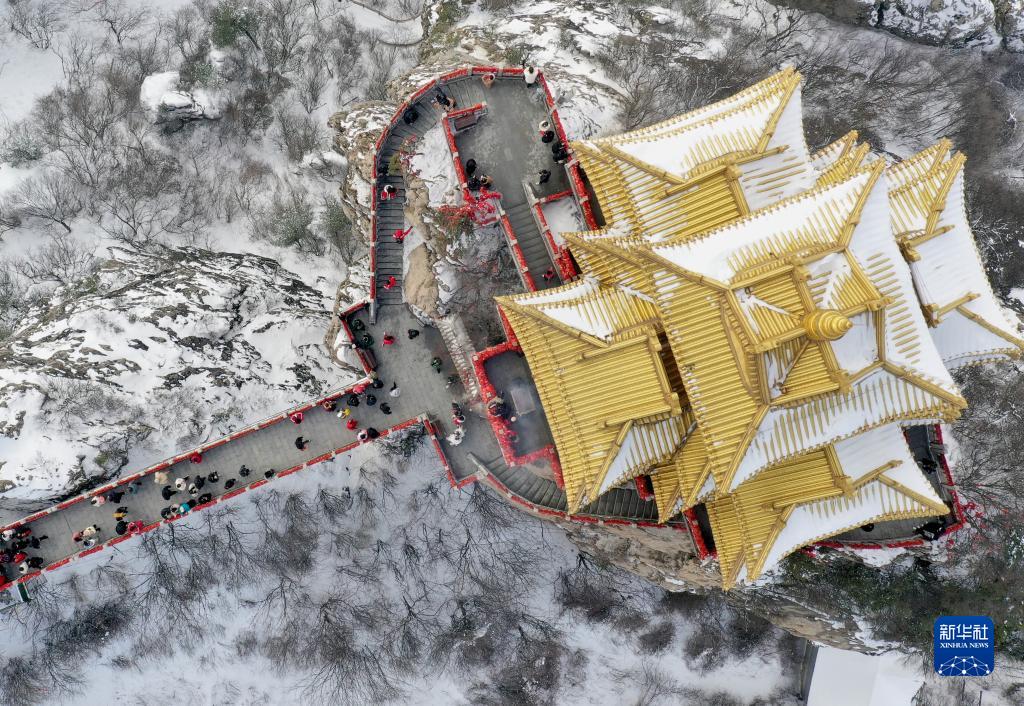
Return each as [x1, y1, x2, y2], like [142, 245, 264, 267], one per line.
[0, 526, 48, 579]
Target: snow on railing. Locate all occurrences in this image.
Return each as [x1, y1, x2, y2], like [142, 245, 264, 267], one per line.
[532, 201, 578, 282]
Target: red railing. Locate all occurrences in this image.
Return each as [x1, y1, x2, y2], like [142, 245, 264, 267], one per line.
[532, 201, 579, 282]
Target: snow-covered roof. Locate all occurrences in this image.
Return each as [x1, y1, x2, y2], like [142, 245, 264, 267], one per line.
[888, 145, 1024, 367]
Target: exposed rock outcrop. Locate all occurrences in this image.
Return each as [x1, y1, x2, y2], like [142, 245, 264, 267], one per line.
[0, 246, 355, 513]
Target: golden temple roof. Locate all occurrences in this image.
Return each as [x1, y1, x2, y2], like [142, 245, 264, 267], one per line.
[493, 71, 1018, 589]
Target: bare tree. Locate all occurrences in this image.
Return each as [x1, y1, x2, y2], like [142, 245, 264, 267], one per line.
[14, 232, 98, 286]
[297, 56, 329, 114]
[90, 0, 149, 47]
[3, 172, 84, 233]
[6, 0, 66, 50]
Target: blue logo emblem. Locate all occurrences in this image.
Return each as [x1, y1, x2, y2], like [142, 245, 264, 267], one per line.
[934, 616, 994, 676]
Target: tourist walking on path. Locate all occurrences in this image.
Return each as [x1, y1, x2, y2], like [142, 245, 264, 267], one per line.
[366, 394, 377, 407]
[239, 465, 251, 478]
[394, 226, 412, 242]
[90, 495, 106, 507]
[125, 482, 141, 496]
[543, 268, 555, 282]
[290, 411, 304, 424]
[539, 169, 551, 184]
[113, 507, 129, 521]
[541, 130, 555, 144]
[380, 403, 392, 415]
[384, 275, 397, 290]
[524, 66, 538, 85]
[295, 437, 309, 450]
[338, 406, 352, 419]
[479, 175, 493, 188]
[390, 382, 400, 397]
[383, 334, 396, 346]
[347, 418, 358, 430]
[82, 525, 100, 538]
[482, 73, 495, 88]
[175, 477, 189, 492]
[162, 485, 177, 501]
[322, 398, 336, 412]
[465, 158, 477, 177]
[106, 489, 125, 503]
[434, 89, 456, 111]
[189, 452, 202, 464]
[431, 357, 443, 374]
[380, 184, 397, 201]
[407, 328, 420, 339]
[207, 472, 219, 484]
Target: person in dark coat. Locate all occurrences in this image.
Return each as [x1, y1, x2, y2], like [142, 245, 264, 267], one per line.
[0, 550, 11, 563]
[538, 169, 551, 184]
[407, 328, 420, 339]
[239, 465, 251, 477]
[10, 539, 28, 552]
[125, 481, 143, 496]
[115, 521, 129, 536]
[106, 490, 125, 503]
[160, 507, 173, 520]
[295, 436, 309, 450]
[541, 130, 555, 144]
[207, 472, 220, 483]
[197, 493, 212, 505]
[347, 393, 361, 407]
[434, 89, 455, 111]
[366, 394, 377, 407]
[264, 469, 276, 479]
[27, 535, 47, 550]
[366, 428, 380, 440]
[26, 557, 44, 569]
[372, 378, 384, 390]
[467, 175, 481, 191]
[194, 476, 205, 490]
[224, 479, 236, 490]
[402, 106, 419, 125]
[162, 485, 177, 501]
[380, 403, 392, 415]
[465, 158, 477, 176]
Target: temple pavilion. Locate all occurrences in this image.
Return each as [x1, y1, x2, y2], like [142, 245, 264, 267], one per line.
[495, 68, 1024, 588]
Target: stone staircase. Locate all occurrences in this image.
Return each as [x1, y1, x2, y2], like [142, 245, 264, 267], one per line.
[504, 201, 560, 289]
[437, 314, 481, 400]
[444, 76, 487, 111]
[469, 453, 664, 522]
[374, 97, 436, 308]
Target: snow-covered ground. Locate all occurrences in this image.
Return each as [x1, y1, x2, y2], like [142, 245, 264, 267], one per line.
[0, 436, 799, 705]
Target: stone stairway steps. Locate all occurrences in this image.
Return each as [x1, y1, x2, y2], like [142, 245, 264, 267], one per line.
[504, 202, 559, 288]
